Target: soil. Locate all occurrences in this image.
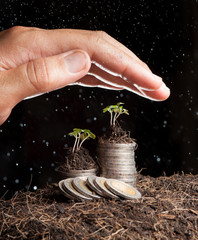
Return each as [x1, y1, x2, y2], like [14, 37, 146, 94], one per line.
[99, 124, 136, 144]
[58, 147, 97, 171]
[1, 173, 198, 240]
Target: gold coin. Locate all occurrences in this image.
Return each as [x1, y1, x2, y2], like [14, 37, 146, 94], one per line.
[105, 179, 141, 199]
[94, 177, 119, 199]
[72, 177, 101, 199]
[63, 178, 92, 200]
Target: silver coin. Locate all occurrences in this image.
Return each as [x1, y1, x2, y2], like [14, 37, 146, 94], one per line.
[63, 169, 97, 178]
[58, 179, 76, 200]
[63, 178, 92, 200]
[86, 176, 106, 197]
[105, 179, 141, 199]
[94, 177, 119, 199]
[72, 177, 101, 199]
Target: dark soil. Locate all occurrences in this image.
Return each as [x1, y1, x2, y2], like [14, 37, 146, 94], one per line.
[99, 124, 136, 144]
[1, 174, 198, 240]
[58, 147, 97, 171]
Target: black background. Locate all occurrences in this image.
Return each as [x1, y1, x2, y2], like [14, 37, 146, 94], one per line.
[0, 0, 198, 198]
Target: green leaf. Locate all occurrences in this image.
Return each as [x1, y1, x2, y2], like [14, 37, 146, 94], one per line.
[68, 132, 76, 136]
[123, 109, 129, 115]
[73, 128, 82, 133]
[80, 132, 87, 140]
[90, 132, 96, 139]
[103, 106, 112, 113]
[83, 129, 96, 139]
[117, 102, 124, 106]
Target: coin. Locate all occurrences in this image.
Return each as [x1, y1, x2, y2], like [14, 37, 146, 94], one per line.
[86, 176, 106, 197]
[58, 179, 76, 200]
[105, 179, 141, 199]
[63, 178, 92, 200]
[94, 177, 119, 199]
[72, 177, 101, 199]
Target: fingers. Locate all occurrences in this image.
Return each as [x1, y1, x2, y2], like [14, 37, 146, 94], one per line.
[70, 74, 123, 90]
[94, 31, 152, 73]
[71, 62, 169, 101]
[139, 83, 171, 101]
[0, 50, 91, 117]
[3, 27, 166, 95]
[42, 29, 164, 91]
[1, 27, 170, 102]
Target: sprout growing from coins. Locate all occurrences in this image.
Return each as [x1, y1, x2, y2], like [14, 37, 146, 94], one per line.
[69, 128, 96, 153]
[103, 102, 129, 126]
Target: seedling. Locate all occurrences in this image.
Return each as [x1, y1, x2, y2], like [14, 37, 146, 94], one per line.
[69, 128, 96, 153]
[103, 102, 129, 126]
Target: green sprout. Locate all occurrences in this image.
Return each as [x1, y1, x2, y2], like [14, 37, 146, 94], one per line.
[68, 128, 96, 153]
[103, 102, 129, 126]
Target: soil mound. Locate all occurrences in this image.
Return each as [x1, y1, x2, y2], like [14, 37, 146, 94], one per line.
[58, 147, 97, 171]
[99, 125, 135, 144]
[0, 174, 198, 239]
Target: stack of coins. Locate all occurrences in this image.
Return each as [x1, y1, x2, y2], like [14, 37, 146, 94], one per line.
[97, 143, 137, 186]
[58, 176, 141, 201]
[63, 169, 97, 178]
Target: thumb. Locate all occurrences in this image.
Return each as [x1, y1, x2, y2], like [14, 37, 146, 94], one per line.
[10, 49, 91, 100]
[0, 50, 91, 123]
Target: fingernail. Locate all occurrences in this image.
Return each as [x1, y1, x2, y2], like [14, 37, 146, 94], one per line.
[64, 51, 87, 73]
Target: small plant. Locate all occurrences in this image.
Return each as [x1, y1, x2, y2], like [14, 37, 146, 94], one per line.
[103, 102, 129, 126]
[69, 128, 96, 153]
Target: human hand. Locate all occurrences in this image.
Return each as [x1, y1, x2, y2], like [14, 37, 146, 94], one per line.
[0, 26, 170, 125]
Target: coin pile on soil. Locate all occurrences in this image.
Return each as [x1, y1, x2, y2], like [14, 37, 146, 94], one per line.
[97, 142, 137, 186]
[1, 174, 198, 240]
[59, 176, 141, 200]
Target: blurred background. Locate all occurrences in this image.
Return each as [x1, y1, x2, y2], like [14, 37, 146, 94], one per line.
[0, 0, 197, 198]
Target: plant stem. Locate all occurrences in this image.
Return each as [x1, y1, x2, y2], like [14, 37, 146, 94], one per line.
[72, 137, 78, 153]
[113, 112, 119, 126]
[79, 136, 89, 149]
[110, 112, 113, 126]
[76, 134, 81, 151]
[114, 112, 121, 124]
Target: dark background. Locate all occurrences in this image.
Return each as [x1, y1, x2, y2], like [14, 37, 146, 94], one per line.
[0, 0, 197, 198]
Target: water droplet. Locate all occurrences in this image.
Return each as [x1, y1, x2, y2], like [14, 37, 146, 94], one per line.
[156, 157, 161, 163]
[15, 179, 19, 184]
